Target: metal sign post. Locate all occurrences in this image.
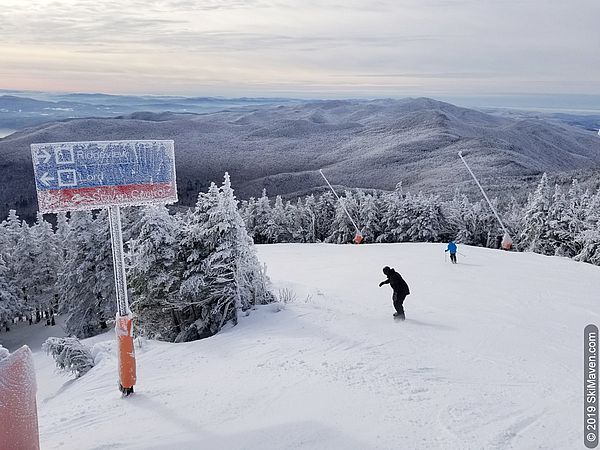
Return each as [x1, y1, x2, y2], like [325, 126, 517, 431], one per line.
[107, 206, 129, 316]
[107, 205, 136, 395]
[31, 140, 178, 395]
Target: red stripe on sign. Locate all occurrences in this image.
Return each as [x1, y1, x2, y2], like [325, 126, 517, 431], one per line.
[38, 182, 177, 213]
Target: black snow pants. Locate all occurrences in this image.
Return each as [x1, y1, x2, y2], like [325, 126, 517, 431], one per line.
[450, 252, 457, 264]
[392, 291, 407, 318]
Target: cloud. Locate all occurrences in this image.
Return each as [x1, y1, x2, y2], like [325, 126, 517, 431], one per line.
[0, 0, 598, 96]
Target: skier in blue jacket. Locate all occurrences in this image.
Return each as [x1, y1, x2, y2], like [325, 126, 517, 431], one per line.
[445, 241, 458, 264]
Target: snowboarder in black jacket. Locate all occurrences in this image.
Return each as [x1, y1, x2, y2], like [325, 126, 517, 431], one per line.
[379, 266, 410, 320]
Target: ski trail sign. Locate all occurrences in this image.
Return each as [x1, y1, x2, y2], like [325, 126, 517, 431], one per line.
[31, 139, 178, 396]
[31, 140, 177, 213]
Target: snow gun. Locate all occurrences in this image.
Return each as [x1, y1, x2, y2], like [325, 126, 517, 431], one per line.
[319, 169, 364, 244]
[458, 152, 513, 250]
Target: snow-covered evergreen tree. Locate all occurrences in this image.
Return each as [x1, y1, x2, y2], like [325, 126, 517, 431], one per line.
[289, 198, 315, 243]
[128, 205, 181, 341]
[404, 192, 450, 242]
[0, 210, 27, 310]
[1, 210, 24, 261]
[520, 173, 553, 254]
[328, 191, 359, 244]
[358, 191, 383, 243]
[545, 184, 574, 257]
[251, 189, 273, 244]
[178, 174, 274, 341]
[92, 210, 117, 319]
[445, 191, 472, 243]
[28, 213, 60, 315]
[377, 189, 411, 243]
[241, 197, 258, 238]
[0, 254, 20, 323]
[12, 221, 36, 312]
[562, 180, 588, 256]
[303, 194, 318, 242]
[315, 192, 336, 241]
[219, 173, 274, 308]
[576, 187, 600, 264]
[57, 211, 115, 338]
[504, 196, 524, 243]
[267, 195, 292, 243]
[575, 226, 600, 265]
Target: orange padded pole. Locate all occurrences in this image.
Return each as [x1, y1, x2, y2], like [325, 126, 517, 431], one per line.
[0, 345, 40, 450]
[116, 314, 136, 395]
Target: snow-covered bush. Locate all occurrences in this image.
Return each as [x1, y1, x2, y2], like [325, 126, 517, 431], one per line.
[43, 337, 95, 378]
[277, 288, 297, 305]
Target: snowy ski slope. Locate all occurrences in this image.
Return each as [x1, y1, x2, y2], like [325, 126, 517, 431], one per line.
[20, 243, 600, 449]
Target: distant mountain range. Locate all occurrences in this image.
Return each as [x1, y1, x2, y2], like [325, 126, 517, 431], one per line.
[0, 92, 299, 130]
[1, 96, 599, 222]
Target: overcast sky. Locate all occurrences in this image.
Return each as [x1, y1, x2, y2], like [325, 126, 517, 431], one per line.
[1, 0, 598, 98]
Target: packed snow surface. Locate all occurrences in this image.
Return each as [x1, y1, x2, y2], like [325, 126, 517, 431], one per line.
[15, 243, 600, 449]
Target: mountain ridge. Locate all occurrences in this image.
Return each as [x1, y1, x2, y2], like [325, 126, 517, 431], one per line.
[1, 97, 599, 221]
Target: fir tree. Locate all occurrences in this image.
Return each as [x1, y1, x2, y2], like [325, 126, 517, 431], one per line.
[290, 197, 315, 243]
[57, 211, 115, 338]
[178, 183, 221, 333]
[328, 191, 359, 244]
[358, 191, 384, 243]
[128, 206, 181, 340]
[315, 192, 336, 241]
[268, 195, 292, 243]
[220, 173, 274, 309]
[29, 213, 60, 314]
[520, 173, 553, 254]
[377, 190, 411, 243]
[252, 189, 273, 244]
[12, 221, 36, 312]
[303, 194, 318, 242]
[0, 210, 26, 308]
[404, 193, 449, 242]
[0, 254, 20, 323]
[576, 187, 600, 264]
[178, 174, 273, 341]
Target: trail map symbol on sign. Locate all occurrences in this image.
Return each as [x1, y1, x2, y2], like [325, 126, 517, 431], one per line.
[31, 140, 178, 213]
[55, 148, 75, 164]
[57, 169, 77, 187]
